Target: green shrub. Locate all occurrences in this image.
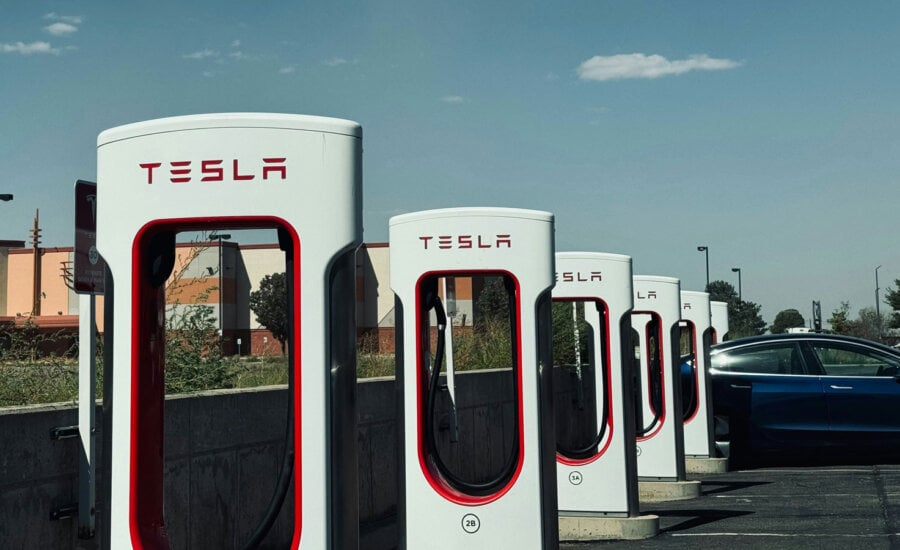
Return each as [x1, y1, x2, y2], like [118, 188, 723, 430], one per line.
[165, 304, 233, 394]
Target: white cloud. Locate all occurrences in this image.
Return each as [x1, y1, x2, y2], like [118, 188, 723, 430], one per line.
[545, 72, 559, 81]
[229, 51, 246, 60]
[44, 22, 78, 36]
[202, 71, 215, 78]
[0, 41, 60, 55]
[323, 57, 347, 67]
[440, 95, 466, 104]
[231, 40, 241, 48]
[44, 13, 83, 25]
[183, 49, 218, 60]
[279, 66, 296, 74]
[577, 53, 740, 82]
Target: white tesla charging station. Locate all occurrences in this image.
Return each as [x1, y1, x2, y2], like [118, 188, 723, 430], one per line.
[680, 291, 714, 458]
[96, 114, 361, 549]
[631, 276, 685, 481]
[711, 301, 729, 343]
[552, 253, 638, 516]
[390, 207, 558, 549]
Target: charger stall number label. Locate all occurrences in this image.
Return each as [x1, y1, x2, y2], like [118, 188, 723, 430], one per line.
[461, 513, 481, 534]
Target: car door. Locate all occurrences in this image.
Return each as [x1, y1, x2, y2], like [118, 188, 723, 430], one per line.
[804, 339, 900, 445]
[712, 341, 828, 451]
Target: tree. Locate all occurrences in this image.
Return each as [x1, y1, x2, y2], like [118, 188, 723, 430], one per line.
[475, 277, 510, 325]
[856, 307, 884, 341]
[730, 300, 768, 338]
[705, 280, 766, 339]
[706, 280, 738, 304]
[249, 272, 289, 351]
[887, 280, 900, 329]
[828, 302, 885, 342]
[770, 309, 805, 334]
[829, 302, 854, 335]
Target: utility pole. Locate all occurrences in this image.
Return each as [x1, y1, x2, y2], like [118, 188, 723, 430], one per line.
[30, 209, 42, 315]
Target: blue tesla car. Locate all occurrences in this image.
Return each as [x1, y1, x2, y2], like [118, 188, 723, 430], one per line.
[709, 333, 900, 465]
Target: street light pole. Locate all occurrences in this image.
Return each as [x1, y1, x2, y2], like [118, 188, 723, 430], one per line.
[876, 265, 882, 338]
[731, 267, 742, 301]
[697, 246, 709, 290]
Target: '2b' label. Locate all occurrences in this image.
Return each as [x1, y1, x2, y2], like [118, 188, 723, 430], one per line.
[461, 513, 481, 534]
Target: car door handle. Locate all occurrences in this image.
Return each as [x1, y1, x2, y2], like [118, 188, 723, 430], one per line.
[829, 385, 853, 390]
[730, 384, 752, 389]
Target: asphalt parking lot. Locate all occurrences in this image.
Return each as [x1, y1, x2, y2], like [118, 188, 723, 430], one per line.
[562, 462, 900, 549]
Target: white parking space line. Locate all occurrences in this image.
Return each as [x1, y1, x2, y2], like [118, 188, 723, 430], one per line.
[711, 493, 878, 498]
[731, 468, 900, 474]
[671, 533, 898, 538]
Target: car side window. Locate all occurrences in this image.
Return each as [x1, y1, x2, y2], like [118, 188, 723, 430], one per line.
[712, 343, 803, 375]
[810, 342, 900, 377]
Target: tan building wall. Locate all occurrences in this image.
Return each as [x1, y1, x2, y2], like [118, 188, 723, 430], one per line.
[7, 248, 74, 318]
[0, 248, 8, 316]
[1, 241, 416, 355]
[240, 245, 287, 331]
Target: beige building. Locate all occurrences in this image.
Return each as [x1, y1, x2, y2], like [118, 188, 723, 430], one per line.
[0, 239, 399, 355]
[0, 237, 489, 356]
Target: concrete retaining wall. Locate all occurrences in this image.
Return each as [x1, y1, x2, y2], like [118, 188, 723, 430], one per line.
[0, 368, 585, 549]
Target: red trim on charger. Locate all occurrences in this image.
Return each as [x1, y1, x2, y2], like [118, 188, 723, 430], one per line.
[415, 270, 525, 506]
[682, 320, 701, 424]
[553, 297, 615, 467]
[129, 216, 303, 549]
[634, 312, 666, 442]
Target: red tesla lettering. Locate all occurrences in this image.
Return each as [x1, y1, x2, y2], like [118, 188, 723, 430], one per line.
[140, 156, 285, 184]
[262, 158, 287, 180]
[170, 161, 191, 183]
[233, 159, 254, 181]
[140, 163, 162, 184]
[559, 271, 601, 283]
[416, 232, 514, 250]
[201, 160, 224, 182]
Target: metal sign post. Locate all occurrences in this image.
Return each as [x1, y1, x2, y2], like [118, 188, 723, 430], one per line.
[73, 179, 104, 538]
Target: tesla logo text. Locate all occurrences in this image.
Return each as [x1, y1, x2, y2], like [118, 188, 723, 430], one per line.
[636, 291, 657, 300]
[139, 158, 287, 184]
[556, 271, 602, 283]
[419, 234, 512, 250]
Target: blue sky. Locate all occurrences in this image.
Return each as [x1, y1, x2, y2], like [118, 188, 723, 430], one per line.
[2, 1, 899, 324]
